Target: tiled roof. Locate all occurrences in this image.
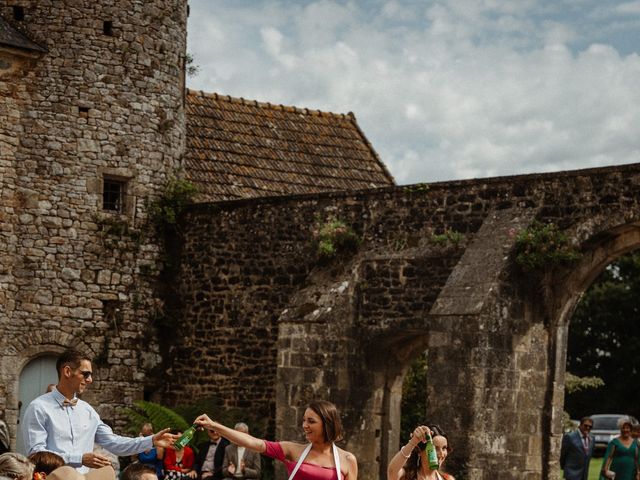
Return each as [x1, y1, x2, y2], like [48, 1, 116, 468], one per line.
[0, 16, 46, 53]
[185, 89, 395, 202]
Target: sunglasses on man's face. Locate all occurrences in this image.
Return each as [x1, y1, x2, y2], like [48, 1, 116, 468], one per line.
[79, 370, 93, 379]
[582, 424, 593, 430]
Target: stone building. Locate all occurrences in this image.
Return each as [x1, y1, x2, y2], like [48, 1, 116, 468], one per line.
[3, 2, 640, 480]
[0, 0, 189, 451]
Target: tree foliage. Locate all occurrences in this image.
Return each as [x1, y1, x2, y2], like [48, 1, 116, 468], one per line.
[401, 352, 428, 444]
[565, 250, 640, 418]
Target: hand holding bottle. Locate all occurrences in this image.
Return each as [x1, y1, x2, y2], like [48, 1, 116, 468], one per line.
[410, 425, 432, 445]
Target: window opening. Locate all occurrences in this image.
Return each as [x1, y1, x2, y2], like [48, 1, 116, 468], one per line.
[13, 6, 24, 21]
[103, 178, 126, 213]
[103, 20, 113, 36]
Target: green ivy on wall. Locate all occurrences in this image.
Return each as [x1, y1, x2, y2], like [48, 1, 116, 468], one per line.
[514, 221, 581, 271]
[313, 218, 360, 261]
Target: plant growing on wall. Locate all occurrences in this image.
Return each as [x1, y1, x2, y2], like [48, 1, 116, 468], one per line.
[148, 177, 198, 234]
[514, 221, 581, 271]
[313, 218, 360, 260]
[430, 229, 465, 246]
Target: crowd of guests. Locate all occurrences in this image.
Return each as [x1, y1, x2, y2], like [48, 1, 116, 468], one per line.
[0, 419, 258, 480]
[2, 348, 457, 480]
[0, 450, 158, 479]
[560, 415, 640, 480]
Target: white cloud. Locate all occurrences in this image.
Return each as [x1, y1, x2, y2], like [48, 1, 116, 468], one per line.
[614, 1, 640, 15]
[187, 0, 640, 184]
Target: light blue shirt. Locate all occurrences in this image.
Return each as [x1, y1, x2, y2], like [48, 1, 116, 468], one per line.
[22, 389, 153, 473]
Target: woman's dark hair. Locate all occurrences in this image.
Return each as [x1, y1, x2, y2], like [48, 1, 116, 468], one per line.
[402, 424, 451, 480]
[307, 400, 343, 443]
[28, 451, 65, 475]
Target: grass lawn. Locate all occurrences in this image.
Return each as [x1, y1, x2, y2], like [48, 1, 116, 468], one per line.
[588, 457, 602, 480]
[561, 457, 602, 480]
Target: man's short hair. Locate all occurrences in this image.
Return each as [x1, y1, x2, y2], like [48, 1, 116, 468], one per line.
[56, 349, 91, 376]
[234, 422, 249, 432]
[579, 416, 592, 425]
[121, 462, 157, 480]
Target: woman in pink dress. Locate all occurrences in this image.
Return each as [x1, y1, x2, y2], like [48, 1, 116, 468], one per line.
[194, 400, 358, 480]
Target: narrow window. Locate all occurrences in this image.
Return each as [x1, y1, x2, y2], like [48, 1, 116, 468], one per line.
[103, 300, 122, 322]
[103, 178, 126, 213]
[79, 106, 89, 118]
[13, 6, 24, 21]
[103, 20, 113, 36]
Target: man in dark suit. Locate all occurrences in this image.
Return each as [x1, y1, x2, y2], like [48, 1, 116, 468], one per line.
[560, 416, 595, 480]
[196, 427, 229, 480]
[222, 423, 261, 480]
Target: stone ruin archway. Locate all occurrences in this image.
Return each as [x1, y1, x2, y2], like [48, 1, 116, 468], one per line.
[541, 223, 640, 478]
[171, 163, 640, 480]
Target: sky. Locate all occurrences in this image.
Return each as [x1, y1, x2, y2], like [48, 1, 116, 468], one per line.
[186, 0, 640, 185]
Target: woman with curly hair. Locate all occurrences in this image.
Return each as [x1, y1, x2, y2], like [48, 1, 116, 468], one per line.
[387, 424, 454, 480]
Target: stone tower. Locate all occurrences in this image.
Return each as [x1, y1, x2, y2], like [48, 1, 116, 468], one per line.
[0, 0, 187, 448]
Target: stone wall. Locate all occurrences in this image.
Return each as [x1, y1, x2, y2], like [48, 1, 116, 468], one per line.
[0, 0, 187, 446]
[171, 164, 640, 479]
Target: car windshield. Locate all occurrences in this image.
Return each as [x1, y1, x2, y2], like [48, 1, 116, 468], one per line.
[592, 416, 623, 430]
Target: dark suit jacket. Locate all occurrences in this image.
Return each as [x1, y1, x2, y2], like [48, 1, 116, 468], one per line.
[222, 443, 261, 480]
[196, 437, 230, 480]
[560, 430, 595, 480]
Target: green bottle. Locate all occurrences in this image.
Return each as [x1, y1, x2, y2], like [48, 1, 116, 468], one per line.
[174, 424, 197, 450]
[424, 432, 439, 470]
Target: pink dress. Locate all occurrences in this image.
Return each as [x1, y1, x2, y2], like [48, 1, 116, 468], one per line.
[263, 441, 346, 480]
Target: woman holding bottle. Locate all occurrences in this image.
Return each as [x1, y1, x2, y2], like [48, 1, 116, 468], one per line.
[193, 400, 358, 480]
[387, 424, 454, 480]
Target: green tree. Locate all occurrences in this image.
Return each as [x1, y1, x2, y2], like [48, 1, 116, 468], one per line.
[565, 250, 640, 418]
[401, 352, 427, 444]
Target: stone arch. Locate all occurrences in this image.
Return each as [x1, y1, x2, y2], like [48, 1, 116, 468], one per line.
[542, 222, 640, 476]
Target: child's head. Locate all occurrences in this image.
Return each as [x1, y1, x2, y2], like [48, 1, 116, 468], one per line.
[29, 451, 65, 476]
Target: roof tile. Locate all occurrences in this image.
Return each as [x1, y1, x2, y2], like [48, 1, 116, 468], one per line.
[185, 89, 394, 202]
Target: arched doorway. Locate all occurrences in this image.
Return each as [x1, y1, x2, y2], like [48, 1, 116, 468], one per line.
[549, 224, 640, 475]
[16, 355, 57, 453]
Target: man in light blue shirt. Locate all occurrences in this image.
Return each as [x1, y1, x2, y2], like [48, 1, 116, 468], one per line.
[22, 349, 177, 473]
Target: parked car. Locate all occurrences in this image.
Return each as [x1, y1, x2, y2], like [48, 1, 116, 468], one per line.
[589, 414, 639, 456]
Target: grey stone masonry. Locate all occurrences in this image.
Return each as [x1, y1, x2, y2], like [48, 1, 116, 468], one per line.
[0, 0, 187, 447]
[171, 163, 640, 480]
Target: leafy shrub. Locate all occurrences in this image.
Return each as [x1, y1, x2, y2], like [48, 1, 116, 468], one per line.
[431, 229, 465, 246]
[514, 221, 581, 271]
[148, 177, 198, 234]
[313, 218, 360, 260]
